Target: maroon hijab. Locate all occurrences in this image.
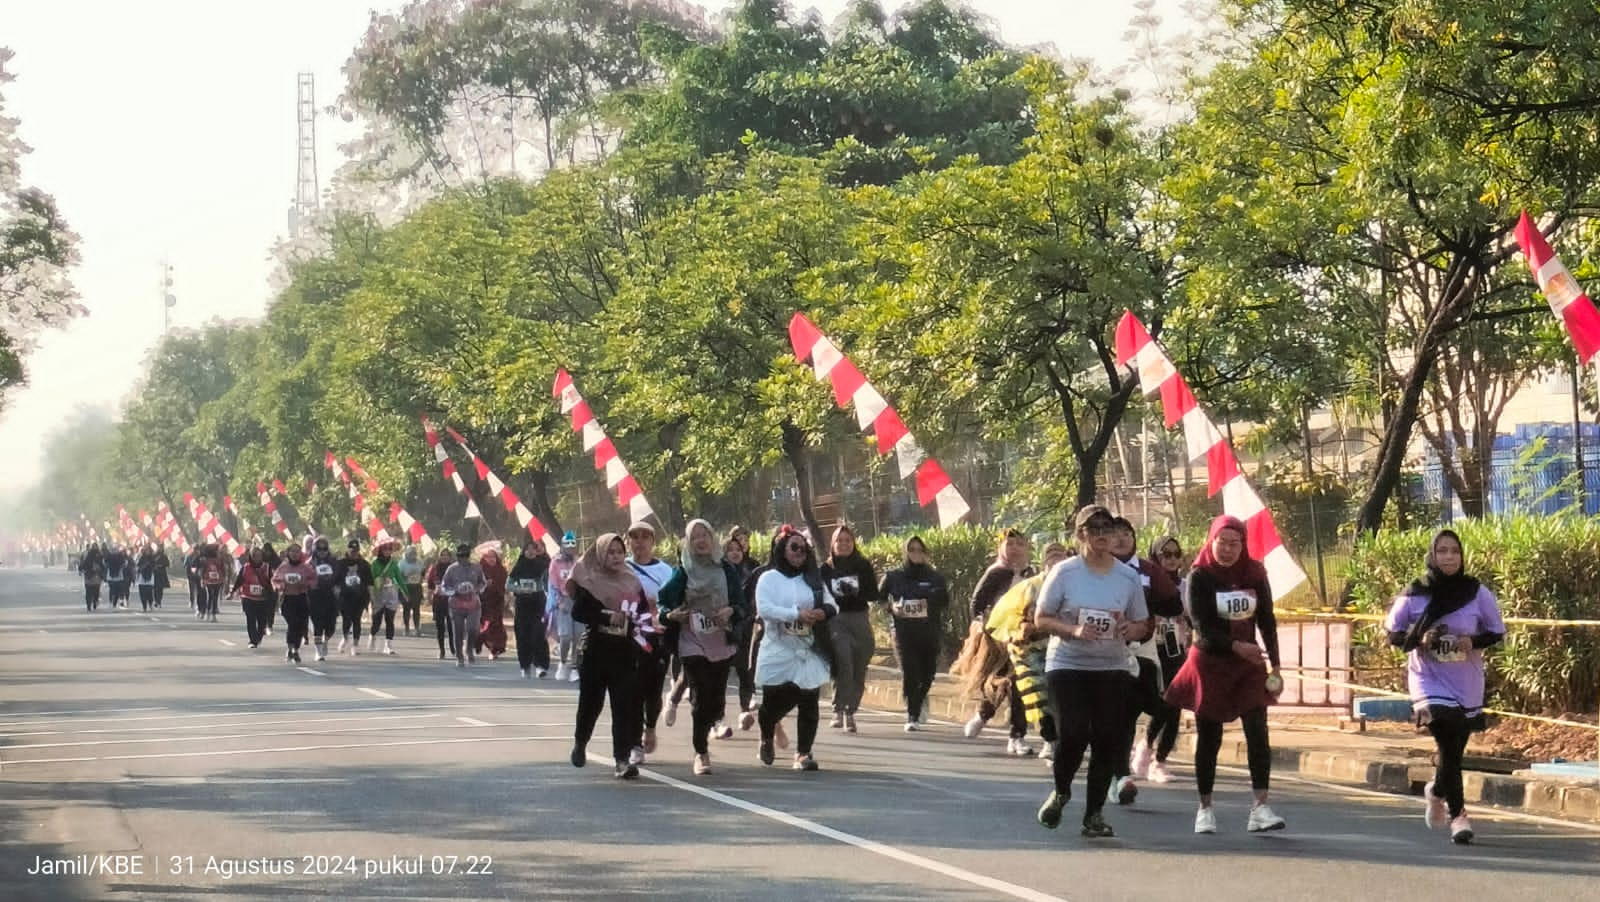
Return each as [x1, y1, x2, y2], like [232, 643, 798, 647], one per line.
[1192, 515, 1268, 588]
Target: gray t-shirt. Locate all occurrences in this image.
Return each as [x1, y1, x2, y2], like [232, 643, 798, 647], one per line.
[1037, 556, 1148, 673]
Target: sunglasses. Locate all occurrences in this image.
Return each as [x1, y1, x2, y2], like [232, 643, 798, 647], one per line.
[785, 543, 808, 553]
[1083, 522, 1115, 534]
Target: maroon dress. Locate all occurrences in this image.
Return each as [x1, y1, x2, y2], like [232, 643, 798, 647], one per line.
[1163, 566, 1278, 723]
[478, 560, 509, 656]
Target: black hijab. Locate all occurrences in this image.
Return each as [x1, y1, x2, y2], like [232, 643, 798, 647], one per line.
[768, 528, 817, 578]
[1406, 529, 1481, 626]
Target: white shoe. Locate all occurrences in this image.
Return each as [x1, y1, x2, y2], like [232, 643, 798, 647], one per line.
[535, 668, 548, 678]
[829, 712, 844, 729]
[1423, 781, 1448, 830]
[1449, 813, 1474, 844]
[520, 668, 530, 679]
[1247, 803, 1286, 833]
[368, 635, 377, 651]
[1148, 760, 1172, 783]
[337, 637, 348, 653]
[739, 710, 757, 732]
[383, 640, 394, 655]
[713, 722, 733, 740]
[1130, 740, 1153, 780]
[1008, 737, 1035, 757]
[843, 713, 857, 734]
[567, 667, 580, 683]
[693, 753, 712, 776]
[1111, 776, 1138, 805]
[1039, 742, 1055, 763]
[964, 713, 988, 738]
[1195, 806, 1217, 834]
[349, 642, 358, 656]
[553, 663, 566, 680]
[904, 721, 919, 733]
[629, 746, 646, 766]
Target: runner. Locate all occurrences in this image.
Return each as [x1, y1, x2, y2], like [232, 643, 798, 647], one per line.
[1164, 515, 1287, 835]
[398, 544, 426, 637]
[78, 544, 104, 612]
[334, 539, 373, 656]
[625, 522, 672, 766]
[567, 532, 645, 779]
[230, 547, 274, 649]
[442, 543, 486, 667]
[822, 525, 878, 734]
[548, 533, 580, 681]
[307, 538, 340, 662]
[184, 546, 203, 613]
[476, 546, 509, 661]
[425, 546, 455, 661]
[754, 528, 838, 772]
[509, 539, 552, 678]
[259, 543, 280, 636]
[965, 529, 1038, 755]
[879, 536, 950, 732]
[135, 542, 165, 611]
[367, 542, 404, 655]
[658, 519, 747, 776]
[196, 544, 230, 622]
[272, 543, 317, 664]
[1108, 516, 1181, 806]
[1033, 505, 1148, 840]
[722, 536, 755, 739]
[983, 542, 1072, 759]
[1385, 529, 1505, 845]
[104, 544, 133, 610]
[1134, 534, 1188, 783]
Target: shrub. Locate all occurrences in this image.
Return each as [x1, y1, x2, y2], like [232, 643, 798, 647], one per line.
[1344, 516, 1600, 715]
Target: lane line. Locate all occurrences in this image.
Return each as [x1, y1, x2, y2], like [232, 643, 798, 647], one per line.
[1, 733, 567, 767]
[456, 717, 495, 727]
[638, 767, 1069, 902]
[219, 639, 237, 647]
[0, 706, 165, 720]
[0, 712, 447, 738]
[297, 667, 326, 676]
[357, 687, 398, 700]
[4, 720, 487, 750]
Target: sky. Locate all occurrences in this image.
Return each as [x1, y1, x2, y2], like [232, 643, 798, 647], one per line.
[0, 0, 1192, 498]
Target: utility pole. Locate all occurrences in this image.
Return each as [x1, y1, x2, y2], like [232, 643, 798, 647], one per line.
[160, 262, 175, 334]
[287, 72, 320, 238]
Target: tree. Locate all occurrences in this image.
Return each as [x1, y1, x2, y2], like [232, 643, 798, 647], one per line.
[0, 47, 83, 408]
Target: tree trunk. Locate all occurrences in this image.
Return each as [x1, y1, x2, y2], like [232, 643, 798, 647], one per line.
[524, 469, 564, 543]
[781, 420, 824, 541]
[1047, 351, 1138, 513]
[656, 421, 688, 535]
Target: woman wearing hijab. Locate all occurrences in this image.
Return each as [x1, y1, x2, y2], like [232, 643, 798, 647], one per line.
[568, 533, 647, 779]
[548, 533, 581, 681]
[79, 544, 105, 612]
[965, 528, 1038, 755]
[879, 536, 950, 731]
[1386, 530, 1505, 845]
[477, 547, 510, 660]
[510, 539, 552, 678]
[755, 529, 838, 771]
[399, 545, 426, 637]
[1132, 535, 1188, 784]
[260, 543, 281, 635]
[659, 519, 748, 775]
[425, 547, 456, 660]
[368, 542, 404, 655]
[442, 543, 487, 667]
[229, 547, 275, 649]
[821, 525, 878, 734]
[1164, 515, 1286, 835]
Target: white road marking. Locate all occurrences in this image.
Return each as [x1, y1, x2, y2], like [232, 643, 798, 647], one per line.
[6, 720, 468, 750]
[0, 706, 165, 720]
[0, 711, 447, 738]
[219, 639, 236, 647]
[638, 767, 1069, 902]
[1, 733, 566, 767]
[297, 667, 326, 676]
[456, 717, 494, 727]
[357, 687, 397, 700]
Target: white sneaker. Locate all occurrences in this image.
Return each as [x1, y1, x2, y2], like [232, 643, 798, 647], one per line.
[904, 721, 919, 733]
[1449, 813, 1474, 844]
[1247, 803, 1286, 832]
[713, 722, 733, 740]
[535, 668, 548, 678]
[1195, 806, 1217, 834]
[1148, 760, 1172, 783]
[665, 702, 679, 728]
[1110, 776, 1138, 805]
[693, 753, 712, 776]
[348, 642, 359, 656]
[368, 635, 377, 651]
[553, 663, 567, 680]
[520, 668, 530, 679]
[383, 640, 394, 656]
[629, 746, 646, 766]
[829, 712, 845, 729]
[1008, 737, 1035, 757]
[1130, 740, 1153, 780]
[337, 637, 348, 653]
[739, 710, 757, 732]
[1423, 781, 1448, 830]
[567, 667, 580, 683]
[1039, 743, 1055, 763]
[963, 713, 988, 738]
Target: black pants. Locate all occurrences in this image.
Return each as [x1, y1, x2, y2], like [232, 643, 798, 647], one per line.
[187, 576, 201, 610]
[636, 641, 671, 736]
[1117, 657, 1179, 778]
[138, 584, 157, 610]
[339, 592, 367, 640]
[309, 593, 338, 641]
[574, 637, 639, 764]
[432, 598, 455, 654]
[894, 626, 939, 722]
[515, 596, 550, 671]
[265, 592, 277, 629]
[370, 605, 395, 641]
[1048, 669, 1132, 818]
[1195, 708, 1272, 797]
[282, 595, 310, 651]
[402, 585, 422, 631]
[1427, 708, 1474, 817]
[84, 583, 100, 610]
[759, 682, 821, 757]
[683, 656, 733, 755]
[201, 584, 222, 616]
[244, 598, 272, 646]
[734, 624, 757, 711]
[152, 584, 164, 608]
[110, 580, 131, 604]
[1145, 650, 1185, 761]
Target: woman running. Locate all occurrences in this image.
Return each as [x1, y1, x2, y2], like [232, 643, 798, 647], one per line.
[1133, 535, 1188, 783]
[510, 540, 552, 678]
[79, 544, 104, 612]
[230, 547, 275, 649]
[1386, 529, 1505, 845]
[477, 547, 510, 660]
[272, 543, 317, 664]
[879, 536, 950, 731]
[368, 542, 404, 655]
[1034, 506, 1148, 839]
[260, 543, 280, 636]
[821, 525, 877, 734]
[548, 533, 580, 681]
[442, 543, 486, 667]
[307, 538, 341, 662]
[425, 547, 456, 660]
[659, 519, 747, 776]
[965, 529, 1038, 755]
[399, 545, 426, 637]
[196, 544, 229, 622]
[568, 533, 645, 779]
[1164, 515, 1286, 835]
[755, 528, 838, 772]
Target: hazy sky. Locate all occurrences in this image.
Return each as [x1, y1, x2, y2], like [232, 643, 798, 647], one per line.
[0, 0, 1189, 496]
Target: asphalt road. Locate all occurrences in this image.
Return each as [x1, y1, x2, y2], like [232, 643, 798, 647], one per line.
[3, 566, 1599, 902]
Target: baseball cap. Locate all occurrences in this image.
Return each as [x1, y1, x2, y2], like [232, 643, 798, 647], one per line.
[1073, 505, 1114, 531]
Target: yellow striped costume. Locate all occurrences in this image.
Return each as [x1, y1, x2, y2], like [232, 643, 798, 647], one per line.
[985, 571, 1051, 726]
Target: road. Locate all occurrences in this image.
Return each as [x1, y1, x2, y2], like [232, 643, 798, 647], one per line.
[2, 567, 1598, 902]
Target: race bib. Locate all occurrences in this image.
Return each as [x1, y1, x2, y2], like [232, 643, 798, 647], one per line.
[894, 598, 929, 619]
[284, 572, 303, 586]
[781, 620, 812, 639]
[315, 564, 333, 577]
[832, 576, 859, 595]
[344, 573, 362, 588]
[1215, 589, 1257, 621]
[510, 579, 541, 594]
[598, 622, 628, 637]
[1075, 608, 1118, 635]
[691, 611, 720, 635]
[1429, 636, 1470, 664]
[203, 566, 222, 584]
[245, 584, 264, 599]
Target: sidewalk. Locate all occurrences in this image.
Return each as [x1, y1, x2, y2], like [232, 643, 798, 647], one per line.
[858, 665, 1600, 826]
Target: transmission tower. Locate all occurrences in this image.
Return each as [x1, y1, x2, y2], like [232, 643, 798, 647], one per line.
[288, 72, 320, 236]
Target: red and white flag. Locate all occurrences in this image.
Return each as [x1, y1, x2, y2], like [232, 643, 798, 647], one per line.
[1514, 211, 1600, 364]
[343, 454, 436, 552]
[116, 505, 147, 545]
[552, 369, 654, 524]
[223, 495, 257, 542]
[421, 414, 482, 521]
[443, 427, 561, 556]
[325, 451, 395, 545]
[184, 494, 245, 559]
[788, 313, 971, 527]
[258, 482, 295, 541]
[155, 502, 193, 554]
[1114, 311, 1307, 599]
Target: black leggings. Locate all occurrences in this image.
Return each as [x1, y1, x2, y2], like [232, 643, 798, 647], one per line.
[894, 627, 939, 721]
[1118, 657, 1179, 777]
[574, 637, 639, 764]
[339, 594, 366, 640]
[201, 584, 222, 616]
[402, 585, 422, 631]
[734, 623, 758, 711]
[370, 606, 395, 641]
[84, 583, 101, 610]
[515, 596, 550, 671]
[1427, 709, 1474, 817]
[683, 656, 733, 754]
[636, 642, 670, 735]
[309, 594, 338, 641]
[978, 681, 1030, 739]
[1195, 708, 1271, 797]
[1145, 650, 1185, 761]
[244, 598, 272, 646]
[433, 598, 455, 654]
[1048, 670, 1132, 818]
[759, 682, 820, 757]
[282, 595, 310, 651]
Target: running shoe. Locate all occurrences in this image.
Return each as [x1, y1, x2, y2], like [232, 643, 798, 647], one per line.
[843, 713, 857, 734]
[664, 703, 678, 728]
[615, 762, 639, 780]
[1449, 814, 1473, 844]
[694, 754, 712, 776]
[1130, 740, 1153, 780]
[1037, 791, 1067, 829]
[759, 739, 775, 766]
[793, 755, 819, 772]
[739, 710, 757, 731]
[383, 640, 394, 655]
[291, 650, 301, 663]
[904, 721, 919, 733]
[829, 712, 845, 729]
[712, 722, 733, 740]
[567, 668, 580, 683]
[1148, 760, 1172, 784]
[571, 746, 586, 768]
[1008, 737, 1035, 757]
[1081, 813, 1114, 838]
[520, 668, 530, 679]
[535, 668, 547, 678]
[1423, 781, 1448, 830]
[1113, 777, 1138, 806]
[629, 746, 646, 766]
[1247, 803, 1286, 833]
[963, 713, 988, 738]
[1194, 806, 1217, 834]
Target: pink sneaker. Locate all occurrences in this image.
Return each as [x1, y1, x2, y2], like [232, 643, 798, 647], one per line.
[1449, 813, 1474, 844]
[1148, 760, 1172, 783]
[1423, 781, 1448, 830]
[1130, 740, 1153, 780]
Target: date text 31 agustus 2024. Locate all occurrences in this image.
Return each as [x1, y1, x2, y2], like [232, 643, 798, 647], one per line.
[24, 853, 494, 880]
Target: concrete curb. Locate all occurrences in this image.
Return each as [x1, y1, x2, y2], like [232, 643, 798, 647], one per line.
[857, 666, 1600, 826]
